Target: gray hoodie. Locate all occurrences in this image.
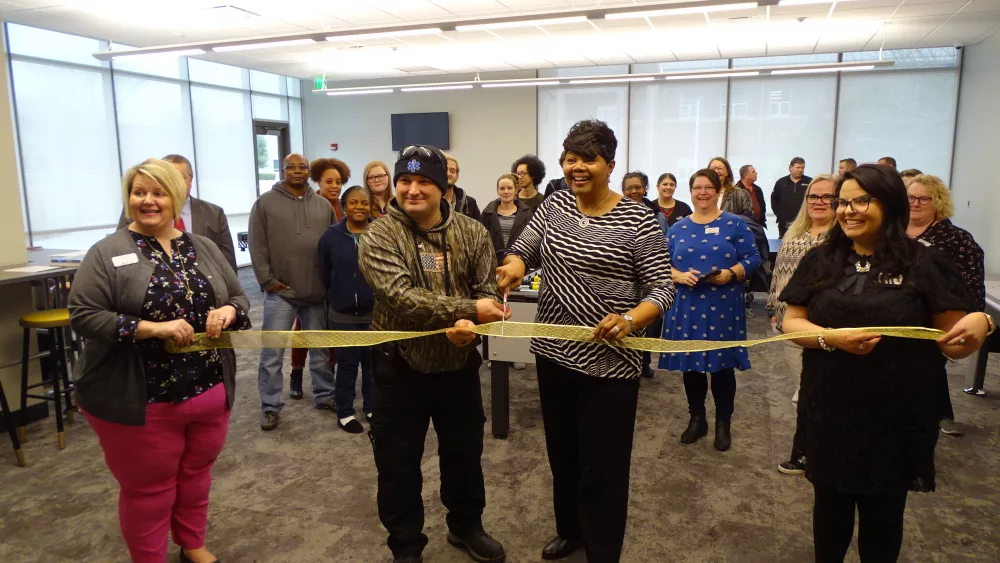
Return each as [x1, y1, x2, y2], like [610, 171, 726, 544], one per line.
[249, 181, 333, 304]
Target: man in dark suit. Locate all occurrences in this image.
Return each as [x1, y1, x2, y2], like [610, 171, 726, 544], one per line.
[118, 154, 237, 271]
[737, 164, 767, 229]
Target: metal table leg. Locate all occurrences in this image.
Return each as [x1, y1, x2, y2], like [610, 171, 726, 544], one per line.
[491, 360, 510, 439]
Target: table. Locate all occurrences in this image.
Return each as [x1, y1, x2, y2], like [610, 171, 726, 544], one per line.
[0, 248, 79, 288]
[486, 290, 538, 439]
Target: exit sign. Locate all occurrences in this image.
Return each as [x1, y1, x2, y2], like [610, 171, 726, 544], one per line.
[314, 76, 325, 90]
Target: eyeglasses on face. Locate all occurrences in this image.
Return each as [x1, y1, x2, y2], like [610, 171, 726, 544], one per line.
[622, 186, 646, 194]
[691, 186, 718, 193]
[515, 171, 530, 177]
[833, 195, 875, 214]
[806, 194, 836, 205]
[710, 167, 726, 175]
[908, 195, 933, 206]
[367, 174, 388, 183]
[284, 164, 309, 171]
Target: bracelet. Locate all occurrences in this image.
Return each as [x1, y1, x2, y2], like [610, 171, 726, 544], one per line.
[983, 312, 996, 336]
[817, 335, 836, 352]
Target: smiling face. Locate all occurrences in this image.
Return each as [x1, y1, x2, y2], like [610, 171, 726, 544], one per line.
[806, 179, 836, 224]
[129, 174, 175, 232]
[497, 178, 516, 204]
[622, 177, 646, 203]
[836, 179, 884, 247]
[657, 176, 677, 200]
[907, 181, 936, 225]
[318, 168, 343, 204]
[563, 151, 613, 197]
[396, 173, 442, 220]
[709, 160, 728, 184]
[446, 159, 459, 187]
[366, 165, 390, 196]
[344, 189, 371, 226]
[690, 175, 720, 212]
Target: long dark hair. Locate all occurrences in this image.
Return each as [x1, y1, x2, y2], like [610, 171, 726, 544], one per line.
[657, 172, 677, 186]
[810, 164, 918, 289]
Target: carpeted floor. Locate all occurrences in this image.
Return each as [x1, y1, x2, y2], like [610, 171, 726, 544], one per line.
[2, 267, 999, 562]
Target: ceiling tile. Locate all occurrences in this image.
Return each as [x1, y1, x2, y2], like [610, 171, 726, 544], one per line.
[921, 12, 1000, 46]
[894, 2, 966, 19]
[425, 0, 510, 17]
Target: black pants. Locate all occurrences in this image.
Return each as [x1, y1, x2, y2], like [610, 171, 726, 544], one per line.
[683, 369, 736, 421]
[789, 381, 807, 462]
[813, 483, 908, 563]
[369, 343, 487, 558]
[936, 364, 954, 421]
[536, 356, 639, 563]
[641, 317, 664, 374]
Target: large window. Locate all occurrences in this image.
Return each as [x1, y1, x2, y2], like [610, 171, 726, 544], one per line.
[114, 75, 194, 175]
[538, 85, 630, 191]
[836, 71, 958, 178]
[629, 79, 728, 205]
[6, 23, 303, 264]
[727, 76, 837, 237]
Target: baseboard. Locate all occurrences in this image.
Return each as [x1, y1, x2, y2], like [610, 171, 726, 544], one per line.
[0, 402, 48, 432]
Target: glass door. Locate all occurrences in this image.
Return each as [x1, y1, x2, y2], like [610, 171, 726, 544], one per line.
[253, 121, 290, 197]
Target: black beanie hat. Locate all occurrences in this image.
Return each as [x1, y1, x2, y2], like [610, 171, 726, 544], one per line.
[393, 145, 449, 193]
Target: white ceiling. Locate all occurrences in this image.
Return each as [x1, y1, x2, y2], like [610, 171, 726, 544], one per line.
[2, 1, 998, 81]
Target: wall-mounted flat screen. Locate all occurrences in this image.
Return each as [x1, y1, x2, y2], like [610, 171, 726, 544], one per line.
[391, 112, 450, 151]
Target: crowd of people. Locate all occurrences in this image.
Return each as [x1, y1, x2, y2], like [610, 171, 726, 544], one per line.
[63, 120, 996, 563]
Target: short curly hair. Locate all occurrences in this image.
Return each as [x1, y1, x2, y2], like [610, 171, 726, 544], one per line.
[310, 158, 350, 185]
[908, 174, 954, 220]
[511, 154, 546, 187]
[563, 119, 617, 164]
[622, 171, 649, 189]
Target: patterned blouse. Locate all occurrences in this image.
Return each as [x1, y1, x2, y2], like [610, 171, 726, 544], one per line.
[917, 219, 986, 312]
[767, 231, 828, 331]
[116, 232, 251, 404]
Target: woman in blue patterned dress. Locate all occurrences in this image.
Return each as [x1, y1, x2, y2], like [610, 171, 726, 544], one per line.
[660, 168, 761, 451]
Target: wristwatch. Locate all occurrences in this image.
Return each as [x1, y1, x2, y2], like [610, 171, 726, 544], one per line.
[727, 268, 738, 282]
[622, 313, 635, 334]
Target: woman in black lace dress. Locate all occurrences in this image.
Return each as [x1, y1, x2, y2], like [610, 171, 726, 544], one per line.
[779, 164, 994, 562]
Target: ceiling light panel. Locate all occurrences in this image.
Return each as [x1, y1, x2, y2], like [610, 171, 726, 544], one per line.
[770, 64, 874, 75]
[568, 76, 655, 85]
[326, 28, 443, 42]
[605, 2, 759, 20]
[456, 16, 590, 31]
[214, 38, 317, 52]
[481, 80, 561, 88]
[401, 84, 475, 92]
[326, 88, 394, 96]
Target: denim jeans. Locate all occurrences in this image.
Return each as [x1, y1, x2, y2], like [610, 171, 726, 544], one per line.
[258, 293, 335, 412]
[330, 320, 373, 419]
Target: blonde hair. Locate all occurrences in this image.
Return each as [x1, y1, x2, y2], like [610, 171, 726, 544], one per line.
[784, 173, 839, 241]
[363, 160, 392, 218]
[909, 174, 954, 220]
[496, 173, 518, 190]
[445, 153, 459, 173]
[122, 158, 187, 221]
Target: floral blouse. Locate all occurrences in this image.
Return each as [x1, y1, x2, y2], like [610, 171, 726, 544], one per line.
[116, 232, 251, 404]
[918, 219, 986, 312]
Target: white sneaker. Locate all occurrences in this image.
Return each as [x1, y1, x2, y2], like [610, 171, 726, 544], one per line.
[792, 389, 799, 404]
[940, 419, 963, 436]
[513, 362, 526, 370]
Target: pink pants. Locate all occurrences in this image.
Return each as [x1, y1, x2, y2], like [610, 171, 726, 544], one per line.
[84, 384, 230, 563]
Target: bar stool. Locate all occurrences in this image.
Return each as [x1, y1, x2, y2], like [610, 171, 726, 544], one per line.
[0, 378, 25, 466]
[17, 309, 75, 450]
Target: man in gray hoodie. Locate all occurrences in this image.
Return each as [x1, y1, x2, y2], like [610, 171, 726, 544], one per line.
[249, 153, 335, 431]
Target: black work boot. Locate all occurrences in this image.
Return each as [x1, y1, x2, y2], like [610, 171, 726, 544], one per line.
[447, 527, 506, 562]
[289, 369, 304, 400]
[680, 414, 709, 444]
[715, 419, 732, 451]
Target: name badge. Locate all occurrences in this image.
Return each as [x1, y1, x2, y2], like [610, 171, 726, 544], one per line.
[705, 227, 720, 235]
[112, 253, 138, 268]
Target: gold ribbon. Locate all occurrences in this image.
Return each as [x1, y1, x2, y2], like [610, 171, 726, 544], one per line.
[167, 321, 943, 354]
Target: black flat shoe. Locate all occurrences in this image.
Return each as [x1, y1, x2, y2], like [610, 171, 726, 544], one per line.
[541, 536, 582, 560]
[179, 548, 219, 563]
[714, 419, 731, 451]
[447, 528, 506, 562]
[393, 557, 422, 563]
[680, 414, 708, 444]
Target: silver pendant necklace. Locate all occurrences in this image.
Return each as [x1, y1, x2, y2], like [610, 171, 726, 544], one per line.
[578, 190, 612, 228]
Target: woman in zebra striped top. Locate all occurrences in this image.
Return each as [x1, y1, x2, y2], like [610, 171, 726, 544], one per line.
[497, 120, 674, 563]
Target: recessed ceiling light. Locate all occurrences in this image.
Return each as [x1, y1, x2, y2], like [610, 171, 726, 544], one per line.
[481, 81, 561, 88]
[456, 16, 589, 32]
[114, 48, 206, 58]
[326, 89, 394, 96]
[214, 39, 317, 52]
[605, 2, 759, 20]
[326, 28, 442, 42]
[401, 84, 474, 92]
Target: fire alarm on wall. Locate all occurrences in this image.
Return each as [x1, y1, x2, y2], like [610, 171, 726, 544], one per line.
[330, 143, 339, 151]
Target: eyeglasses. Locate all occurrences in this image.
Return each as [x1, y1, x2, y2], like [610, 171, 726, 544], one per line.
[398, 145, 447, 169]
[284, 164, 309, 171]
[691, 186, 718, 193]
[515, 171, 530, 177]
[367, 174, 388, 183]
[622, 186, 646, 194]
[710, 167, 727, 175]
[806, 194, 836, 205]
[908, 195, 932, 206]
[833, 195, 875, 214]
